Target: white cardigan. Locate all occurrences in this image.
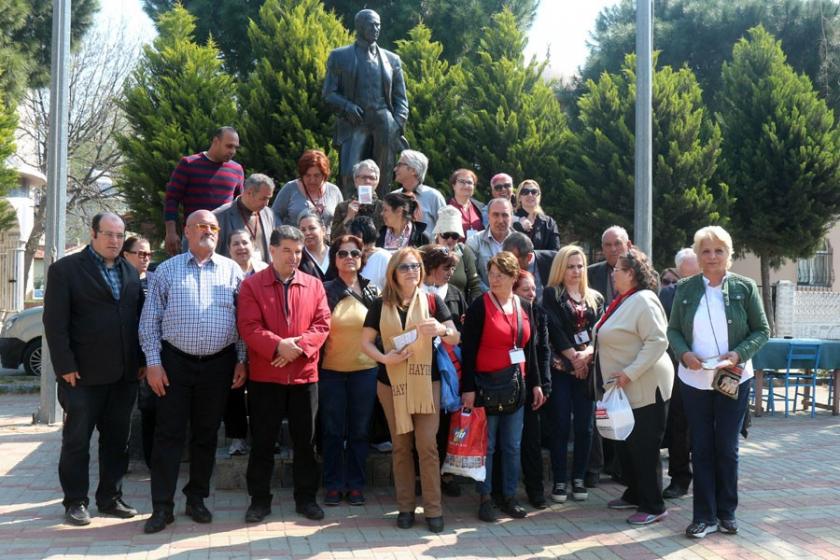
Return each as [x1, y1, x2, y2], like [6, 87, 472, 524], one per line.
[595, 290, 674, 409]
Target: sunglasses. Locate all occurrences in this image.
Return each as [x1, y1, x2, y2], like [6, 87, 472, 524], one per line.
[519, 188, 540, 196]
[337, 249, 362, 259]
[397, 262, 421, 272]
[125, 250, 152, 259]
[492, 183, 513, 190]
[192, 223, 220, 233]
[440, 232, 461, 241]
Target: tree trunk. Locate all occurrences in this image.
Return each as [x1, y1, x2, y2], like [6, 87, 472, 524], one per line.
[23, 202, 48, 291]
[760, 255, 775, 336]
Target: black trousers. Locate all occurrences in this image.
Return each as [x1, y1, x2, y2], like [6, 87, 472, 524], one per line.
[224, 386, 249, 439]
[57, 380, 137, 508]
[617, 391, 669, 515]
[150, 344, 235, 509]
[665, 371, 692, 488]
[246, 381, 319, 506]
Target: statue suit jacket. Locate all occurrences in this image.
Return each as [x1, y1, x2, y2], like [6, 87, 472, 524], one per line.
[43, 247, 143, 386]
[323, 42, 410, 144]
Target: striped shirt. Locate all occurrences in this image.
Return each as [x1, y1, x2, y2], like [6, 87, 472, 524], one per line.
[139, 251, 246, 366]
[164, 152, 244, 222]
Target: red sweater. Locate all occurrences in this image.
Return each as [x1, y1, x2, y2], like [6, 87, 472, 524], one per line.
[237, 267, 331, 384]
[164, 152, 244, 222]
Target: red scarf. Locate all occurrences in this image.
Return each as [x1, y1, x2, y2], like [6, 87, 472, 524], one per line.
[595, 288, 638, 331]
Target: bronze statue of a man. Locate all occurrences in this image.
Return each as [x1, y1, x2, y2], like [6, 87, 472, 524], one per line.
[323, 9, 409, 198]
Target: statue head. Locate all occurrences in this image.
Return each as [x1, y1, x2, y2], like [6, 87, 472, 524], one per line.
[354, 9, 381, 44]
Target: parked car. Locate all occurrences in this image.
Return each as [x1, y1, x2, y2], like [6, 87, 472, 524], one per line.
[0, 306, 43, 376]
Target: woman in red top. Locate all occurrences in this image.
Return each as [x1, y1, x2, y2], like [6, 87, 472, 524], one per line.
[460, 252, 547, 523]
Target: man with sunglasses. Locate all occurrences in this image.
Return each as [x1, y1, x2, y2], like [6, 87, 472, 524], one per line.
[44, 213, 144, 526]
[237, 225, 331, 523]
[140, 210, 247, 533]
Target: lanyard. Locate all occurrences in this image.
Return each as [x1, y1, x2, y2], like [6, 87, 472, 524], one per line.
[489, 292, 521, 348]
[595, 288, 638, 331]
[238, 203, 259, 241]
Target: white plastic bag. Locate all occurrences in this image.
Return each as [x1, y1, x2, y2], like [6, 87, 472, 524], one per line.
[595, 385, 635, 441]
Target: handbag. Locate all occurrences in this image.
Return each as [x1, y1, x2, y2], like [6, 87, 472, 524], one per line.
[474, 296, 526, 415]
[426, 293, 463, 413]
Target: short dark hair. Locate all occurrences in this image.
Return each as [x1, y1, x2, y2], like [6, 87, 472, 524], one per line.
[297, 210, 325, 228]
[120, 235, 148, 257]
[348, 216, 377, 245]
[270, 225, 304, 246]
[92, 212, 123, 232]
[213, 126, 237, 139]
[619, 248, 659, 292]
[420, 244, 458, 272]
[502, 231, 534, 257]
[383, 192, 417, 221]
[327, 235, 365, 277]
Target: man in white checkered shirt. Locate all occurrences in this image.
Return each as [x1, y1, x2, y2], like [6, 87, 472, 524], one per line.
[139, 209, 248, 534]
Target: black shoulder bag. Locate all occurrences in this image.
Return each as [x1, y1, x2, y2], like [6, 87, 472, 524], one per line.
[474, 297, 526, 415]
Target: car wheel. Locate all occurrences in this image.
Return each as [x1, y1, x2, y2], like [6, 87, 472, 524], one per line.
[22, 338, 41, 376]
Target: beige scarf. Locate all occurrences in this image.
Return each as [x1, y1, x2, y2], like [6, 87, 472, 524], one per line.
[379, 289, 436, 434]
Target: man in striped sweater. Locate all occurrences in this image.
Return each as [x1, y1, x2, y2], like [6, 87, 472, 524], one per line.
[164, 126, 245, 255]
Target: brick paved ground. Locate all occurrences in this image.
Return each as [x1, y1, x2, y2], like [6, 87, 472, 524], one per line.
[0, 394, 838, 560]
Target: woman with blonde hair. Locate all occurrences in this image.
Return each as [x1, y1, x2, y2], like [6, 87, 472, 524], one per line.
[360, 248, 460, 533]
[512, 180, 560, 250]
[541, 245, 604, 503]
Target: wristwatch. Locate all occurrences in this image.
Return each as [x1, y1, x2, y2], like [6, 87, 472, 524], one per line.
[443, 327, 454, 338]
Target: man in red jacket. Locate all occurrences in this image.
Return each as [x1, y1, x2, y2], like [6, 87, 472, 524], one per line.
[237, 225, 331, 523]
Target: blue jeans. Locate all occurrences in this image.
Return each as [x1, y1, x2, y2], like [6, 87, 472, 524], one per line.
[477, 405, 525, 497]
[547, 371, 595, 483]
[680, 379, 750, 524]
[319, 368, 378, 491]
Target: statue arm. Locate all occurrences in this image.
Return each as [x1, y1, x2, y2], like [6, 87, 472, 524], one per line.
[323, 50, 362, 123]
[390, 57, 409, 129]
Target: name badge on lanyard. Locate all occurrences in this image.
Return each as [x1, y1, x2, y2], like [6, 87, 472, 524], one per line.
[509, 347, 526, 364]
[574, 330, 590, 345]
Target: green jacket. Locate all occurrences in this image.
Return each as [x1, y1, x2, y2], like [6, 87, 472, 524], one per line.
[667, 272, 770, 365]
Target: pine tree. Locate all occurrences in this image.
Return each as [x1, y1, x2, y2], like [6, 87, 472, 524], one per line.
[0, 96, 20, 232]
[117, 5, 237, 241]
[238, 0, 351, 183]
[395, 23, 466, 192]
[719, 25, 840, 331]
[564, 54, 725, 266]
[453, 9, 569, 202]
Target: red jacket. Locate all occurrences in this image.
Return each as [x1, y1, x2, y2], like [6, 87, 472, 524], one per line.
[237, 267, 331, 384]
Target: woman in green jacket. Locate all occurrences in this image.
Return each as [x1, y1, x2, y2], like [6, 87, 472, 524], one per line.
[667, 226, 769, 539]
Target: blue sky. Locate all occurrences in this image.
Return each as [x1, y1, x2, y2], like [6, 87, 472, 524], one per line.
[98, 0, 621, 79]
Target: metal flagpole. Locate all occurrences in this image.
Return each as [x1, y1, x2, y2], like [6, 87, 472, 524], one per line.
[634, 0, 653, 258]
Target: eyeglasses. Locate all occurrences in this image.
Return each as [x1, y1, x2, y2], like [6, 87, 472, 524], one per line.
[98, 230, 125, 241]
[397, 262, 421, 272]
[192, 223, 220, 233]
[455, 179, 475, 186]
[440, 232, 461, 241]
[356, 174, 378, 182]
[492, 183, 513, 190]
[125, 250, 152, 259]
[519, 188, 540, 197]
[394, 162, 409, 168]
[337, 249, 362, 259]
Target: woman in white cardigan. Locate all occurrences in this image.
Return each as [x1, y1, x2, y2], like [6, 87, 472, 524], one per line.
[594, 248, 673, 526]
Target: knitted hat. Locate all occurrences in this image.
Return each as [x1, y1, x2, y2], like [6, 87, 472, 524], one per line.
[433, 205, 465, 237]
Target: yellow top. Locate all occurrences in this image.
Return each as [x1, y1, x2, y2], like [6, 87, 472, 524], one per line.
[321, 296, 377, 372]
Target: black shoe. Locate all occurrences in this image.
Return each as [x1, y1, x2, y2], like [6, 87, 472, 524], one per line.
[528, 494, 548, 510]
[663, 483, 689, 499]
[478, 499, 497, 522]
[426, 515, 444, 533]
[500, 498, 527, 519]
[441, 476, 461, 497]
[719, 518, 738, 534]
[143, 509, 174, 534]
[296, 502, 325, 520]
[65, 503, 91, 526]
[185, 500, 213, 523]
[98, 498, 138, 519]
[583, 472, 600, 488]
[685, 521, 718, 539]
[245, 502, 272, 523]
[396, 511, 415, 529]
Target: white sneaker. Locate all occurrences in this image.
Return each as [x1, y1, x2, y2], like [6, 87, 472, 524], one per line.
[551, 482, 568, 503]
[572, 479, 588, 501]
[228, 438, 249, 456]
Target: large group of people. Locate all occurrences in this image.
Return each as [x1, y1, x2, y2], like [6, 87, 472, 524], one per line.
[43, 128, 769, 542]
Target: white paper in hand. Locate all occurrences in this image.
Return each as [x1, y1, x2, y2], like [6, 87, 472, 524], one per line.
[392, 328, 417, 352]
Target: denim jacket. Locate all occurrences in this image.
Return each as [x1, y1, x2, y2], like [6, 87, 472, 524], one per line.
[667, 272, 770, 366]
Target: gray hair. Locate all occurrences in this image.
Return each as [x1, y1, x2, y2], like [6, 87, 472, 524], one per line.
[270, 225, 304, 246]
[244, 173, 275, 193]
[352, 159, 380, 179]
[502, 231, 534, 256]
[674, 247, 696, 269]
[399, 149, 429, 183]
[487, 197, 513, 213]
[602, 225, 630, 244]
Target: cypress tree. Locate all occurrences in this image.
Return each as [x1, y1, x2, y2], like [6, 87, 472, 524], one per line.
[564, 54, 725, 266]
[238, 0, 351, 183]
[117, 5, 237, 241]
[719, 26, 840, 331]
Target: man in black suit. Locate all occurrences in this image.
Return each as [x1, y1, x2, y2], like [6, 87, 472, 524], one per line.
[585, 225, 632, 488]
[43, 212, 144, 526]
[323, 9, 409, 197]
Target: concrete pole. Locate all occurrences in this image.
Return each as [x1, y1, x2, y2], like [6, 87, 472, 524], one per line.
[35, 0, 70, 425]
[634, 0, 653, 258]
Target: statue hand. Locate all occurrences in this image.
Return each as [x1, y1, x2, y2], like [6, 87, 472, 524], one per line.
[347, 104, 364, 125]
